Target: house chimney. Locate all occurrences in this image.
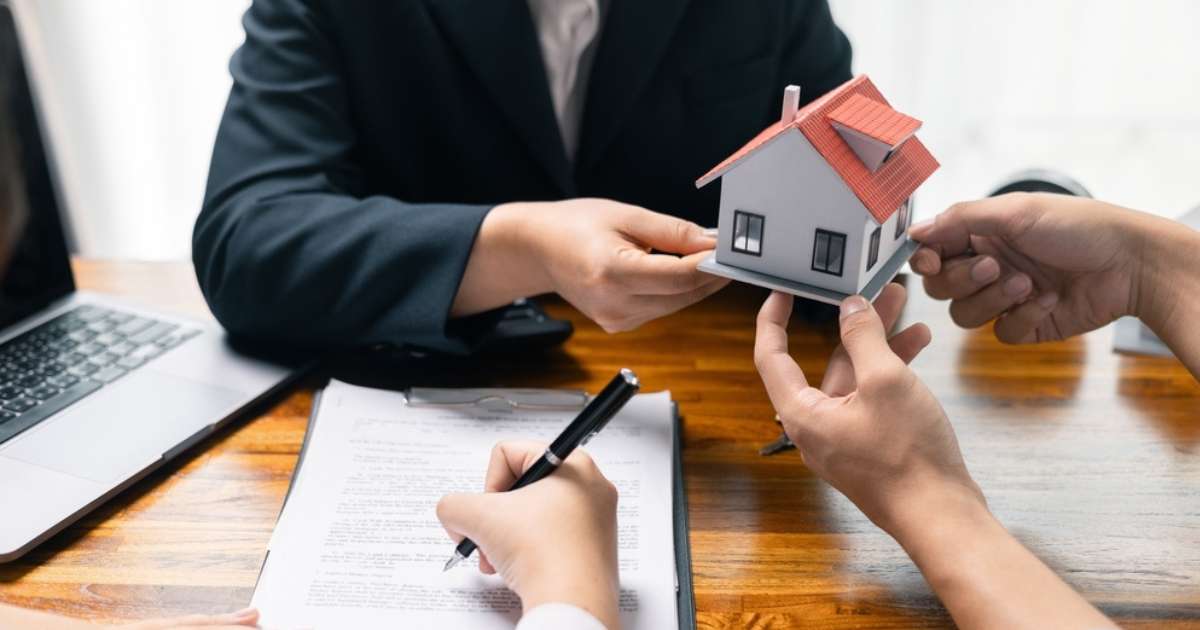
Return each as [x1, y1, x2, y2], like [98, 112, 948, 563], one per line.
[780, 85, 801, 124]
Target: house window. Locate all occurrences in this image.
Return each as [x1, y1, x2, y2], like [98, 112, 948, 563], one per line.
[732, 211, 764, 256]
[867, 226, 882, 271]
[895, 198, 911, 240]
[811, 229, 846, 276]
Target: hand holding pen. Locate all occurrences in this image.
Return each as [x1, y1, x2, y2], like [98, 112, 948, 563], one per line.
[434, 370, 638, 630]
[441, 368, 639, 570]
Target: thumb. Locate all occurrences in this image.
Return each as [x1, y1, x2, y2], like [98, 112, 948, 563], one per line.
[838, 296, 903, 382]
[622, 209, 715, 254]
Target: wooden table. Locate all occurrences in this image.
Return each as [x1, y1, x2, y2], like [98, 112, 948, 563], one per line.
[1, 259, 1197, 628]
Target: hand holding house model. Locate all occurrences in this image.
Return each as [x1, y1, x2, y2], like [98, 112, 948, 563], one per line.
[695, 75, 939, 304]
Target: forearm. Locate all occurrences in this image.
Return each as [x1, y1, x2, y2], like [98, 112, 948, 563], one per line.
[893, 494, 1115, 630]
[1132, 215, 1200, 379]
[194, 191, 492, 353]
[450, 202, 553, 317]
[0, 604, 87, 630]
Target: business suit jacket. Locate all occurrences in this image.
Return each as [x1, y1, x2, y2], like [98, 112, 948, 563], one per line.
[194, 0, 852, 354]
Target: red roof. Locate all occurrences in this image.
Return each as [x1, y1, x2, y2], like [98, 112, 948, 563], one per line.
[696, 75, 939, 224]
[828, 93, 921, 146]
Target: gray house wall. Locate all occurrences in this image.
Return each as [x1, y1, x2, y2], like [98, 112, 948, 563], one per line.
[855, 198, 909, 292]
[714, 130, 868, 295]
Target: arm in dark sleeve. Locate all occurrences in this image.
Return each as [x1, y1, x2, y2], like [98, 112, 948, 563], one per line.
[779, 0, 853, 103]
[194, 0, 492, 355]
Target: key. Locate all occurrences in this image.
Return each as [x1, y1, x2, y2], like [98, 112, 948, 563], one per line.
[91, 365, 127, 383]
[758, 432, 795, 456]
[758, 414, 795, 456]
[128, 322, 177, 345]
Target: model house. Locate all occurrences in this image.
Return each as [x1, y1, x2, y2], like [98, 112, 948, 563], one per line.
[695, 75, 939, 304]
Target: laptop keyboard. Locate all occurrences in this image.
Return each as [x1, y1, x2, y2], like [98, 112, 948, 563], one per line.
[0, 305, 201, 446]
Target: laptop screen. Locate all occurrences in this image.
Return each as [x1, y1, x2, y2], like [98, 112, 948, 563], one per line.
[0, 4, 75, 330]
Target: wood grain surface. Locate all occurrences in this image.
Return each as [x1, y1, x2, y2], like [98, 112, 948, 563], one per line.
[0, 259, 1197, 628]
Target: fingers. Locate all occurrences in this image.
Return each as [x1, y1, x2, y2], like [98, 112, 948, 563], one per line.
[888, 323, 932, 364]
[483, 440, 547, 493]
[910, 246, 942, 275]
[947, 272, 1034, 328]
[620, 210, 716, 255]
[820, 285, 930, 396]
[872, 282, 909, 334]
[126, 609, 258, 629]
[908, 193, 1042, 258]
[754, 292, 828, 418]
[993, 292, 1060, 344]
[614, 249, 721, 295]
[921, 255, 1001, 300]
[838, 296, 904, 383]
[620, 274, 728, 326]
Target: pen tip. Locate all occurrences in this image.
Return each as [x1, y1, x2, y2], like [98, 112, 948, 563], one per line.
[443, 554, 462, 572]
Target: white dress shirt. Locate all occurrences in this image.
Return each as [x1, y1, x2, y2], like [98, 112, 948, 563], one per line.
[517, 602, 608, 630]
[525, 0, 602, 160]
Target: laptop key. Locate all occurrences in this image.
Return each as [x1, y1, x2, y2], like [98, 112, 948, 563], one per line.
[129, 344, 163, 360]
[75, 342, 105, 356]
[0, 410, 14, 423]
[127, 322, 177, 345]
[26, 385, 58, 400]
[86, 320, 117, 334]
[115, 355, 145, 369]
[109, 341, 136, 355]
[91, 365, 127, 384]
[93, 332, 123, 345]
[68, 363, 99, 376]
[114, 316, 154, 336]
[15, 374, 42, 388]
[0, 385, 21, 399]
[46, 373, 79, 388]
[68, 329, 97, 342]
[37, 361, 66, 376]
[88, 352, 120, 366]
[4, 397, 38, 413]
[59, 351, 88, 365]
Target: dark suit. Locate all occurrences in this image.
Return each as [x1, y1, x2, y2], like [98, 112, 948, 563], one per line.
[194, 0, 852, 354]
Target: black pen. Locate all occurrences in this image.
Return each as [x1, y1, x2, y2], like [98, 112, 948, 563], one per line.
[442, 368, 641, 571]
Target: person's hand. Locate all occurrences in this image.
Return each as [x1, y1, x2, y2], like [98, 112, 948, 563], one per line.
[454, 198, 728, 332]
[0, 604, 259, 630]
[117, 609, 259, 629]
[436, 441, 619, 629]
[753, 284, 985, 538]
[908, 193, 1150, 343]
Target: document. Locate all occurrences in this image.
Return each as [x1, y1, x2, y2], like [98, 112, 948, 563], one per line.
[252, 380, 679, 629]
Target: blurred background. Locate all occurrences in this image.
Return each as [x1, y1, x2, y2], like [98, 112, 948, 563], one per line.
[13, 0, 1200, 260]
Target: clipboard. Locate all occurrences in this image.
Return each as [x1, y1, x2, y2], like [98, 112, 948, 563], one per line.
[266, 384, 697, 629]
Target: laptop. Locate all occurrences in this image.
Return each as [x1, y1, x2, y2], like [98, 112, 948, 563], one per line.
[0, 2, 300, 562]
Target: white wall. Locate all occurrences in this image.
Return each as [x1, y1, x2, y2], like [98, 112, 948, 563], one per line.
[829, 0, 1200, 222]
[14, 0, 249, 260]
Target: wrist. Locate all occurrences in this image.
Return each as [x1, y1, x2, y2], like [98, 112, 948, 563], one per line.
[486, 202, 555, 296]
[888, 488, 1004, 593]
[1129, 213, 1199, 333]
[881, 478, 992, 555]
[519, 572, 620, 630]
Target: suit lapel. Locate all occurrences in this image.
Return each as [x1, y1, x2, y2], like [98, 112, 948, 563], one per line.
[577, 0, 691, 172]
[425, 0, 574, 196]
